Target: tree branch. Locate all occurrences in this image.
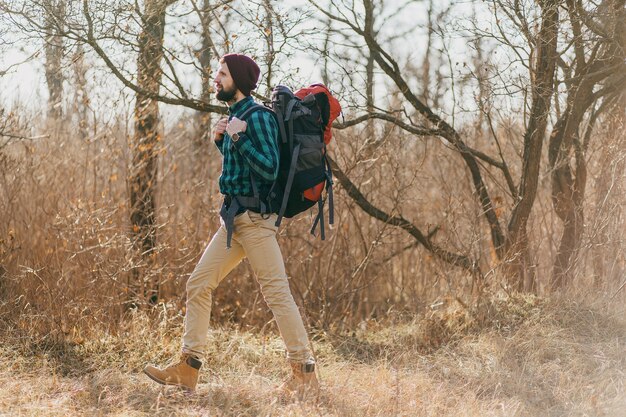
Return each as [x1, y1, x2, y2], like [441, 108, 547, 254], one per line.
[314, 0, 506, 255]
[79, 0, 225, 114]
[328, 155, 477, 272]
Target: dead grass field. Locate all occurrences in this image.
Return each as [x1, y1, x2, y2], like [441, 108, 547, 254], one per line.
[1, 293, 625, 417]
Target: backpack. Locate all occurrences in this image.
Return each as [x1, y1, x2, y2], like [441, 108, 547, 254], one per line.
[238, 83, 341, 240]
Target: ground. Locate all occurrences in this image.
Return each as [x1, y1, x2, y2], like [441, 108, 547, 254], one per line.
[1, 294, 625, 416]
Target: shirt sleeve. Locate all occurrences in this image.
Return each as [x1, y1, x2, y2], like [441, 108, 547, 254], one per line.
[231, 111, 279, 182]
[215, 137, 225, 154]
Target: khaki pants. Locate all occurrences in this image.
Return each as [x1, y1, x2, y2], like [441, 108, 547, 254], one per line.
[182, 210, 312, 363]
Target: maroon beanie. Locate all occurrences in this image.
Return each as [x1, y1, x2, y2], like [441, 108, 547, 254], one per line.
[222, 54, 260, 96]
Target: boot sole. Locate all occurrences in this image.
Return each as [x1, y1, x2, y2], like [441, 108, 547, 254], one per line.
[142, 367, 195, 392]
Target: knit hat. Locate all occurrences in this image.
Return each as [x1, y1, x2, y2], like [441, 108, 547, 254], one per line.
[221, 54, 260, 96]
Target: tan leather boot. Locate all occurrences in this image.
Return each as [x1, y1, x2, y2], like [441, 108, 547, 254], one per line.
[279, 360, 320, 401]
[143, 353, 202, 391]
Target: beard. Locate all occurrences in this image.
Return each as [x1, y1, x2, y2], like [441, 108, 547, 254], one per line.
[216, 84, 237, 102]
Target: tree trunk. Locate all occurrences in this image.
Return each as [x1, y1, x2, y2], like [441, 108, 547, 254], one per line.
[363, 1, 376, 150]
[43, 0, 65, 122]
[592, 94, 626, 288]
[321, 18, 332, 86]
[129, 0, 172, 300]
[72, 44, 89, 142]
[194, 0, 215, 146]
[263, 0, 275, 95]
[549, 0, 625, 290]
[506, 0, 559, 291]
[548, 87, 592, 289]
[420, 0, 434, 105]
[365, 52, 375, 136]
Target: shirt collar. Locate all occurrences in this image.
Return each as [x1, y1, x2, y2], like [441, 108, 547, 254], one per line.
[228, 96, 254, 115]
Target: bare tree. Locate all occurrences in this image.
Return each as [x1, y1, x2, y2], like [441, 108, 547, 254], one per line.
[43, 0, 66, 122]
[5, 0, 623, 303]
[548, 0, 626, 289]
[71, 43, 89, 141]
[505, 0, 560, 291]
[192, 0, 219, 145]
[128, 0, 177, 302]
[306, 0, 609, 295]
[312, 0, 514, 277]
[262, 0, 276, 93]
[592, 92, 626, 290]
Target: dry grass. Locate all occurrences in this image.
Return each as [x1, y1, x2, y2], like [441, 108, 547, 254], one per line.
[1, 294, 624, 417]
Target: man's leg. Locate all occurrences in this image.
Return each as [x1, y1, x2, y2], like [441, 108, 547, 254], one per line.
[183, 224, 245, 357]
[143, 223, 244, 390]
[235, 211, 318, 399]
[235, 211, 312, 362]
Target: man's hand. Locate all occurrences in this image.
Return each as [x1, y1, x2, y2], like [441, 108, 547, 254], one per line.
[226, 117, 247, 137]
[212, 117, 228, 141]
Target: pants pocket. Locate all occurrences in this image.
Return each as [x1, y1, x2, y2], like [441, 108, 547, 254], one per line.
[248, 211, 278, 232]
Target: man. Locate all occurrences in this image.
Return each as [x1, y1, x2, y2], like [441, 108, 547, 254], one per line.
[143, 54, 319, 400]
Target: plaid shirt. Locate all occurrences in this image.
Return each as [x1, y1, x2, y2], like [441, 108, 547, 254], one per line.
[215, 96, 279, 197]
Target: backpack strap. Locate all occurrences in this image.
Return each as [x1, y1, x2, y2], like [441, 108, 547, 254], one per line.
[310, 153, 334, 240]
[285, 100, 296, 155]
[274, 143, 301, 227]
[249, 173, 267, 214]
[235, 102, 275, 215]
[237, 103, 269, 121]
[274, 105, 289, 144]
[325, 153, 334, 225]
[220, 196, 241, 248]
[229, 103, 275, 152]
[220, 194, 267, 248]
[310, 198, 326, 240]
[284, 99, 298, 121]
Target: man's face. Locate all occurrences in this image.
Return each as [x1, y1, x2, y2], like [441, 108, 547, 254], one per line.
[214, 62, 237, 102]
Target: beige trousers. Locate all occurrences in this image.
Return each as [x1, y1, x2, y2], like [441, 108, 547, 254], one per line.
[182, 210, 312, 363]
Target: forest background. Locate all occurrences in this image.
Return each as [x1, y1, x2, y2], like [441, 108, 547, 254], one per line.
[0, 0, 624, 415]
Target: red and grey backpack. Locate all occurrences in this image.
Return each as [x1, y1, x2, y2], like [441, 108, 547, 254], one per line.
[238, 83, 341, 239]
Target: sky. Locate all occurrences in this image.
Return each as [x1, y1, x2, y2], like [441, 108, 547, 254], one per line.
[0, 0, 523, 128]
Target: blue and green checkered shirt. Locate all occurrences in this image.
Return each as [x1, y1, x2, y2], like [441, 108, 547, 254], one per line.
[215, 96, 279, 198]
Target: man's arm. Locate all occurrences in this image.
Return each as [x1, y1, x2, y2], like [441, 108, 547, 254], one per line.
[230, 112, 279, 182]
[213, 117, 228, 154]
